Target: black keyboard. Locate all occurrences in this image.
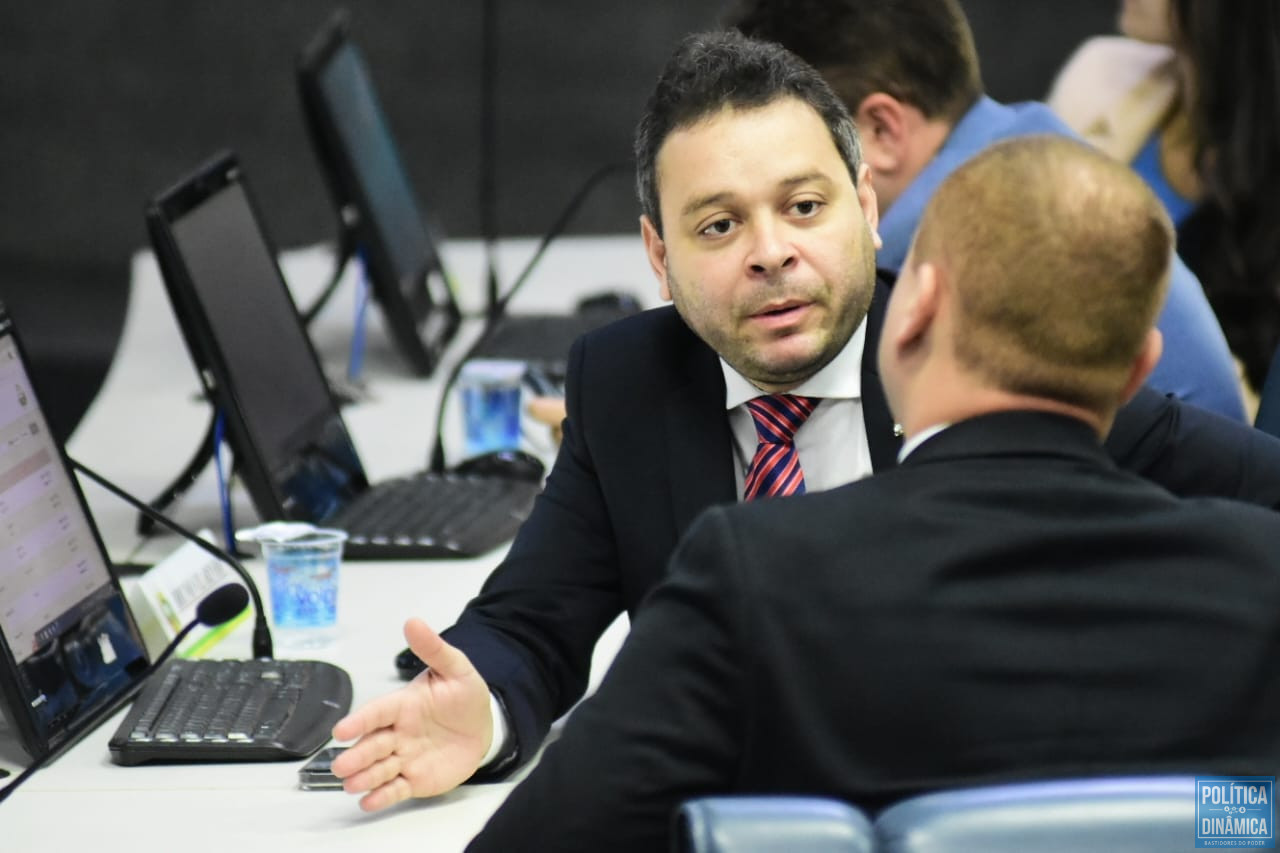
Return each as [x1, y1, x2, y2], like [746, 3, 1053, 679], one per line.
[331, 472, 541, 560]
[107, 658, 352, 766]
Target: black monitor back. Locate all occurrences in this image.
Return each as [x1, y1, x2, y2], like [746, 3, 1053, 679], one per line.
[147, 152, 371, 527]
[297, 10, 460, 377]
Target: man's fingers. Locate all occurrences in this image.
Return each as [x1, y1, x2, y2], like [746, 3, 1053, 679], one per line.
[338, 742, 403, 793]
[329, 729, 399, 780]
[403, 618, 475, 681]
[359, 775, 414, 813]
[332, 692, 405, 742]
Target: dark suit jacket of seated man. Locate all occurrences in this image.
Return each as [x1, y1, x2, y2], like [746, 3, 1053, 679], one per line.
[466, 133, 1280, 852]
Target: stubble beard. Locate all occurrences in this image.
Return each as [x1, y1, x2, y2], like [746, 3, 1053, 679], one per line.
[667, 251, 874, 390]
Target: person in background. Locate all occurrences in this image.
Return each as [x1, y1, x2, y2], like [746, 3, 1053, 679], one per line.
[1049, 0, 1280, 401]
[725, 0, 1245, 421]
[330, 30, 1280, 815]
[466, 126, 1280, 852]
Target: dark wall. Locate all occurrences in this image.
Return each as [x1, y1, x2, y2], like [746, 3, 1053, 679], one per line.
[0, 1, 1113, 440]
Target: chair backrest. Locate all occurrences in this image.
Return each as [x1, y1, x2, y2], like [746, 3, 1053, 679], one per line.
[873, 776, 1195, 853]
[675, 796, 875, 853]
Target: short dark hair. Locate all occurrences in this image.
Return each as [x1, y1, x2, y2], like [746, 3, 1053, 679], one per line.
[634, 29, 862, 236]
[725, 0, 983, 123]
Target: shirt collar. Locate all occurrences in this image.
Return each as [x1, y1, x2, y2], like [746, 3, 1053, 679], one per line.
[721, 316, 867, 410]
[897, 422, 950, 462]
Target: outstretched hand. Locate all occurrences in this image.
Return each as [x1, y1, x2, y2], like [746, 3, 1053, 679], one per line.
[330, 618, 494, 812]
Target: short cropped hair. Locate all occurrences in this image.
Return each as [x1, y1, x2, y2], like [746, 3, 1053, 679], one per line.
[726, 0, 983, 123]
[911, 135, 1174, 412]
[634, 30, 862, 236]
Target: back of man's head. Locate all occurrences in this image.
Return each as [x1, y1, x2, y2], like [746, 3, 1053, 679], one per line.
[725, 0, 984, 122]
[634, 29, 862, 236]
[912, 135, 1174, 413]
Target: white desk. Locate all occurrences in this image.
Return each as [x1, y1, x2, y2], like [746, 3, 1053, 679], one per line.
[1, 235, 649, 849]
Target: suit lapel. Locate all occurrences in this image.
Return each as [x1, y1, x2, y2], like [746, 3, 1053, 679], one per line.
[665, 334, 736, 537]
[863, 273, 903, 471]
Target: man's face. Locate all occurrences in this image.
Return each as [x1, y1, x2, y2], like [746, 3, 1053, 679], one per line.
[642, 98, 880, 391]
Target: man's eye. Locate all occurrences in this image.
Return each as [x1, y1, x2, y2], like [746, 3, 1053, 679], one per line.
[792, 200, 822, 217]
[700, 219, 736, 237]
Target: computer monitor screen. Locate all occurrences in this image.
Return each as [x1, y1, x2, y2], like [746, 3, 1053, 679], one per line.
[298, 12, 459, 377]
[0, 307, 149, 760]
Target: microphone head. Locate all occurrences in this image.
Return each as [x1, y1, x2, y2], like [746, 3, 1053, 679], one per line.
[195, 583, 250, 627]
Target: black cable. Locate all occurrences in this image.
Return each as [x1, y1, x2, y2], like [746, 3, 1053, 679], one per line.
[70, 457, 274, 660]
[495, 160, 631, 314]
[428, 159, 631, 472]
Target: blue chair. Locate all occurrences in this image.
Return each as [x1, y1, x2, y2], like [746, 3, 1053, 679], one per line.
[674, 796, 875, 853]
[873, 775, 1195, 853]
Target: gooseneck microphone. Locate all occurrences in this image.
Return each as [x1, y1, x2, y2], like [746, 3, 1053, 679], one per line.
[158, 583, 250, 671]
[69, 456, 274, 660]
[0, 584, 249, 806]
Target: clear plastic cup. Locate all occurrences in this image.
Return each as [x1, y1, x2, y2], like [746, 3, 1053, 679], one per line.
[239, 524, 347, 650]
[459, 359, 525, 456]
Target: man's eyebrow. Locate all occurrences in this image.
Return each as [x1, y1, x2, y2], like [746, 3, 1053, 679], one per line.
[678, 172, 837, 219]
[778, 171, 833, 192]
[681, 191, 734, 220]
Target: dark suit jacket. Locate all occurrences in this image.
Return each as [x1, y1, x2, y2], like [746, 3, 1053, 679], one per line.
[443, 274, 1280, 772]
[468, 411, 1280, 852]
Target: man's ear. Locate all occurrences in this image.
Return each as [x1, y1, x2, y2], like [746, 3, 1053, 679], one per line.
[891, 260, 942, 355]
[640, 215, 672, 302]
[1119, 328, 1164, 404]
[855, 163, 882, 249]
[854, 93, 911, 177]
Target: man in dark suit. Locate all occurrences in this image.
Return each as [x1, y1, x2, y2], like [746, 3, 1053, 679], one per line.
[331, 31, 1280, 811]
[463, 132, 1280, 852]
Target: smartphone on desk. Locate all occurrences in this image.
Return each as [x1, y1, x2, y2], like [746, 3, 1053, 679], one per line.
[298, 746, 347, 791]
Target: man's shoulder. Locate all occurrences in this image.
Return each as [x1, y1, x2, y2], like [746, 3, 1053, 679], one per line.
[575, 305, 710, 372]
[584, 303, 687, 342]
[1180, 494, 1280, 540]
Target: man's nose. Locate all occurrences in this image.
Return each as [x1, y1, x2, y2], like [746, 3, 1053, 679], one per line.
[746, 218, 798, 278]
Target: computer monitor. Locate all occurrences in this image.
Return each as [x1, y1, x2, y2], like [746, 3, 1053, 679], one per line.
[297, 10, 460, 377]
[147, 152, 369, 527]
[295, 11, 641, 385]
[0, 304, 150, 762]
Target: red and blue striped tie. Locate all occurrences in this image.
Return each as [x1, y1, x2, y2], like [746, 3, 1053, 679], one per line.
[743, 395, 818, 500]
